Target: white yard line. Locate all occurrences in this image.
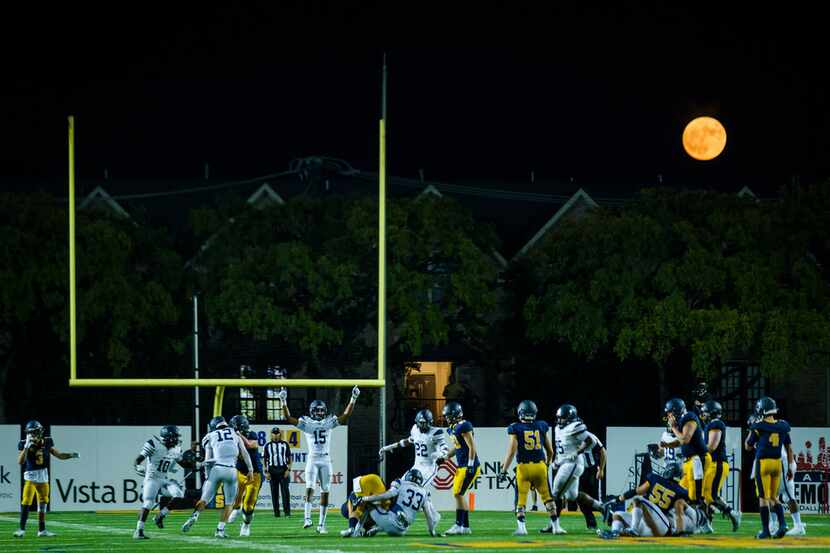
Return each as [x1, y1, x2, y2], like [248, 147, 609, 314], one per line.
[0, 515, 346, 553]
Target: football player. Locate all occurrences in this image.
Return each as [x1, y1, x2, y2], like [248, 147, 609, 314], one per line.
[768, 415, 806, 536]
[599, 463, 697, 538]
[442, 401, 479, 535]
[576, 429, 607, 529]
[663, 398, 710, 510]
[378, 408, 446, 526]
[339, 473, 389, 537]
[700, 400, 741, 531]
[133, 425, 187, 539]
[181, 416, 253, 538]
[542, 404, 596, 535]
[351, 469, 439, 537]
[745, 396, 793, 539]
[13, 421, 79, 538]
[280, 385, 360, 534]
[226, 415, 264, 537]
[498, 400, 558, 535]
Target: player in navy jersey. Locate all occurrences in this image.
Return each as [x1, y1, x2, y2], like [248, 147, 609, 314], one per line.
[745, 396, 792, 539]
[441, 401, 478, 535]
[663, 398, 709, 507]
[13, 421, 79, 538]
[227, 415, 264, 537]
[498, 400, 559, 535]
[700, 400, 740, 531]
[601, 466, 697, 538]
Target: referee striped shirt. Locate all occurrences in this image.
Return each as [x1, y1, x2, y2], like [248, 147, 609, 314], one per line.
[264, 440, 291, 468]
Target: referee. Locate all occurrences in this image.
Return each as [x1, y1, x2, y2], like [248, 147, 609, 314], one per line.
[264, 427, 292, 517]
[576, 430, 606, 529]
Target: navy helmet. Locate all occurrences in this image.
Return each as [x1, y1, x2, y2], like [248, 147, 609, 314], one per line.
[309, 400, 328, 420]
[442, 401, 463, 425]
[662, 461, 683, 481]
[230, 415, 250, 433]
[700, 400, 722, 422]
[404, 468, 424, 486]
[755, 396, 778, 416]
[414, 409, 434, 432]
[160, 425, 180, 448]
[664, 398, 686, 420]
[208, 416, 226, 432]
[25, 420, 44, 439]
[556, 404, 578, 428]
[517, 400, 538, 423]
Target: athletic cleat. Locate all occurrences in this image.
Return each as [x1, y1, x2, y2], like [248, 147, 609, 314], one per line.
[365, 526, 380, 537]
[316, 525, 328, 534]
[727, 510, 741, 532]
[786, 524, 806, 536]
[598, 529, 620, 539]
[553, 524, 567, 535]
[133, 529, 149, 539]
[214, 529, 228, 538]
[773, 525, 788, 539]
[539, 525, 553, 534]
[37, 530, 56, 537]
[13, 530, 25, 538]
[443, 524, 464, 535]
[756, 530, 772, 539]
[154, 514, 165, 529]
[181, 516, 197, 533]
[340, 528, 354, 537]
[303, 518, 313, 529]
[513, 527, 528, 536]
[240, 523, 251, 537]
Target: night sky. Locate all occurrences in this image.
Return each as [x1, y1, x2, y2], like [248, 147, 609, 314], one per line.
[1, 4, 827, 195]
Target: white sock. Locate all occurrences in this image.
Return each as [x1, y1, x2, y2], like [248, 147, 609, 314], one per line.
[136, 521, 144, 530]
[612, 520, 623, 532]
[192, 511, 200, 520]
[319, 504, 328, 526]
[304, 501, 312, 520]
[517, 520, 527, 532]
[631, 507, 643, 532]
[792, 512, 802, 526]
[217, 522, 225, 531]
[229, 509, 240, 522]
[160, 507, 169, 517]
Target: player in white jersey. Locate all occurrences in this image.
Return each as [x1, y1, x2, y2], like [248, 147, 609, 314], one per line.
[181, 416, 253, 538]
[354, 469, 440, 537]
[769, 444, 806, 535]
[281, 385, 360, 534]
[379, 408, 447, 530]
[542, 404, 595, 534]
[133, 425, 186, 539]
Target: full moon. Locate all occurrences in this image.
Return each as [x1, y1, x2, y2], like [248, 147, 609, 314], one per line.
[682, 116, 727, 161]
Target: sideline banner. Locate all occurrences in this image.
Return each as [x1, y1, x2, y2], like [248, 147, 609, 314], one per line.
[788, 427, 830, 513]
[0, 425, 21, 512]
[50, 426, 191, 511]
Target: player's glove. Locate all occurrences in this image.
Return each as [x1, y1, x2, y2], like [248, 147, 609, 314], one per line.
[278, 388, 288, 403]
[135, 464, 146, 476]
[497, 470, 508, 483]
[351, 496, 364, 508]
[351, 385, 360, 401]
[70, 452, 80, 459]
[377, 448, 386, 461]
[24, 435, 33, 449]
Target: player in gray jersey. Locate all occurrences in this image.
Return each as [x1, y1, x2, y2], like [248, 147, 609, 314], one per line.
[353, 469, 440, 537]
[133, 425, 186, 539]
[181, 417, 253, 538]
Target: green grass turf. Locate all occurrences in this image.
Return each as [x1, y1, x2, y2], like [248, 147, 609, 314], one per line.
[1, 510, 828, 552]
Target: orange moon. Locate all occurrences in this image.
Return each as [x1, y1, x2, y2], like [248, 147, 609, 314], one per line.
[682, 116, 727, 161]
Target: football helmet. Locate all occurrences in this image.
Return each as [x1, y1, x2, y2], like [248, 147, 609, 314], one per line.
[230, 415, 250, 433]
[517, 400, 538, 423]
[25, 420, 44, 439]
[414, 409, 434, 432]
[442, 401, 463, 425]
[662, 461, 683, 481]
[180, 449, 197, 467]
[309, 400, 328, 420]
[160, 425, 180, 448]
[755, 396, 778, 416]
[404, 469, 424, 486]
[556, 404, 578, 428]
[700, 400, 723, 422]
[208, 416, 226, 431]
[664, 398, 686, 420]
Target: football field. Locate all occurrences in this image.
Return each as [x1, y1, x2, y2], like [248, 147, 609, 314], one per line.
[2, 511, 829, 553]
